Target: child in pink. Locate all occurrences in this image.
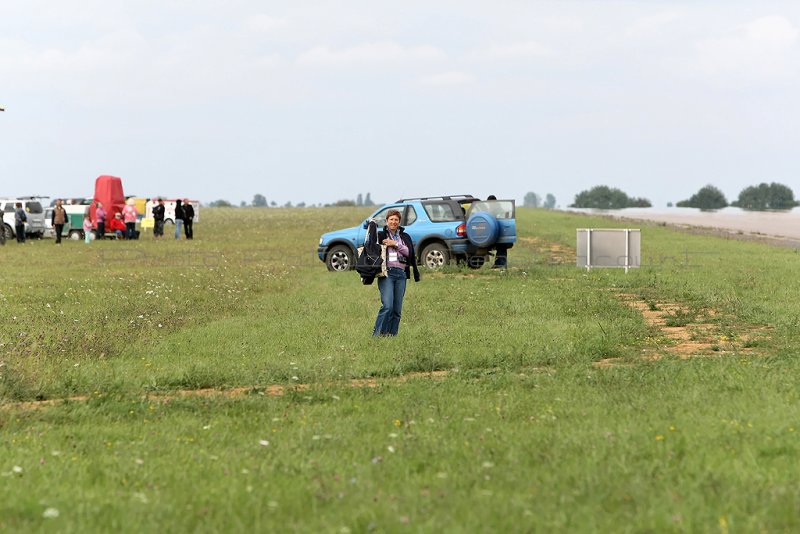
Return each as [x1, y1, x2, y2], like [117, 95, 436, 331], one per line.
[83, 215, 93, 244]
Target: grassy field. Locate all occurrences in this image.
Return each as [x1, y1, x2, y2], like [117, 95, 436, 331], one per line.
[2, 207, 800, 532]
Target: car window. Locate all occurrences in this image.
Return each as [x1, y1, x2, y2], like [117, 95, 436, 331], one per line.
[4, 204, 14, 213]
[467, 200, 515, 219]
[423, 202, 461, 222]
[370, 206, 400, 228]
[404, 206, 417, 226]
[26, 202, 43, 214]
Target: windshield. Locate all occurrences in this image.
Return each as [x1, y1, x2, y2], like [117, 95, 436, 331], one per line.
[467, 200, 514, 219]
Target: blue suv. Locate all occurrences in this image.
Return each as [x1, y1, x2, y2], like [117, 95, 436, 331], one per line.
[318, 195, 516, 271]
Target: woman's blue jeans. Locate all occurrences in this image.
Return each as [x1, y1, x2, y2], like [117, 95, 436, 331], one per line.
[373, 267, 407, 336]
[175, 219, 183, 239]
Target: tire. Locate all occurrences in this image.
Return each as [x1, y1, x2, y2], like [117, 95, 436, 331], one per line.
[326, 245, 353, 272]
[466, 212, 501, 247]
[421, 242, 450, 269]
[69, 229, 83, 241]
[2, 225, 11, 241]
[466, 255, 486, 269]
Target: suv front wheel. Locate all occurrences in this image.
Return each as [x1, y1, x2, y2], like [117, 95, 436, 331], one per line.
[421, 242, 450, 269]
[326, 245, 353, 272]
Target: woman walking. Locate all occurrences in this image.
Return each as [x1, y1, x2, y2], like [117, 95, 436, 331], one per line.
[373, 209, 420, 336]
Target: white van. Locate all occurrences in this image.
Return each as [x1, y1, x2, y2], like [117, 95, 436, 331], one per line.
[1, 197, 47, 240]
[144, 199, 200, 224]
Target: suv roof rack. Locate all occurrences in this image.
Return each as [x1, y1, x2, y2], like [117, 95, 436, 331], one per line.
[395, 194, 477, 202]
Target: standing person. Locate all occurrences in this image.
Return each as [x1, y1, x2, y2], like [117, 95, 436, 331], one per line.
[83, 213, 93, 244]
[122, 198, 138, 240]
[14, 202, 26, 243]
[174, 199, 184, 240]
[95, 201, 106, 240]
[182, 199, 194, 240]
[152, 198, 165, 239]
[487, 195, 508, 269]
[52, 199, 68, 245]
[373, 209, 421, 337]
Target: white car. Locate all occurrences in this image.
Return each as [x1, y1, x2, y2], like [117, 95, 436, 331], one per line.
[1, 197, 47, 240]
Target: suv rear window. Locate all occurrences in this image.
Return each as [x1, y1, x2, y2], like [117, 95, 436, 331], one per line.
[467, 200, 514, 219]
[423, 202, 462, 222]
[26, 202, 43, 214]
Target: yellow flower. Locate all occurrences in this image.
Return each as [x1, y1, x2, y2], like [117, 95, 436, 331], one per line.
[656, 435, 665, 441]
[393, 419, 402, 428]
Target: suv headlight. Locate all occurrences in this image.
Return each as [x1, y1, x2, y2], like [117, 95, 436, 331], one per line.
[319, 238, 324, 245]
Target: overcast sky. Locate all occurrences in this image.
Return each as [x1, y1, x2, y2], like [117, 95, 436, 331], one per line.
[2, 1, 799, 207]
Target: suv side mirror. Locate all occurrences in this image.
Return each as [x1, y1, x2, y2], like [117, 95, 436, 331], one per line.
[362, 220, 368, 229]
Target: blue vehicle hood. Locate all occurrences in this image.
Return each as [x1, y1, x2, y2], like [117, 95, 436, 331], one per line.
[320, 224, 362, 245]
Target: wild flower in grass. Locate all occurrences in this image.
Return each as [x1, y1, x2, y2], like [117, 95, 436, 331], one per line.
[12, 466, 23, 475]
[481, 461, 494, 469]
[393, 419, 402, 428]
[387, 446, 396, 454]
[259, 440, 270, 447]
[656, 435, 665, 441]
[267, 501, 278, 509]
[42, 507, 59, 519]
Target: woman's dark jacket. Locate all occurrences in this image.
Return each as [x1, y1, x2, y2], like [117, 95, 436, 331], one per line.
[378, 226, 421, 282]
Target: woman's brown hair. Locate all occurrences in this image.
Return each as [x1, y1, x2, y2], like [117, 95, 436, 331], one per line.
[386, 209, 402, 221]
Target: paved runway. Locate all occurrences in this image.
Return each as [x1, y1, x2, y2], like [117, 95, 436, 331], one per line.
[568, 207, 800, 242]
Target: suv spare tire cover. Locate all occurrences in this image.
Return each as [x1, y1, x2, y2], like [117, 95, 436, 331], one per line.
[466, 212, 500, 247]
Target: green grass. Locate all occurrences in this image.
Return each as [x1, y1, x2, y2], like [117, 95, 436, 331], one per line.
[2, 207, 800, 531]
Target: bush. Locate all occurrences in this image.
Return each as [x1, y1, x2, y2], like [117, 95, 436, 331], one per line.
[676, 185, 728, 209]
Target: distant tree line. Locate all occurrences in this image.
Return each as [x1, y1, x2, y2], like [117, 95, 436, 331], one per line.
[676, 182, 798, 210]
[206, 192, 377, 208]
[569, 186, 652, 209]
[523, 192, 556, 208]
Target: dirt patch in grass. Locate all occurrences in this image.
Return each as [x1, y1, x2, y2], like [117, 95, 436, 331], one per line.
[517, 236, 576, 264]
[595, 293, 769, 368]
[2, 371, 451, 411]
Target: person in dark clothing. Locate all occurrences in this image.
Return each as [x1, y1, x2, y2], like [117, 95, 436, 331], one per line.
[152, 198, 165, 239]
[174, 199, 184, 240]
[373, 209, 420, 337]
[487, 195, 508, 269]
[52, 199, 68, 244]
[182, 199, 194, 240]
[14, 203, 26, 243]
